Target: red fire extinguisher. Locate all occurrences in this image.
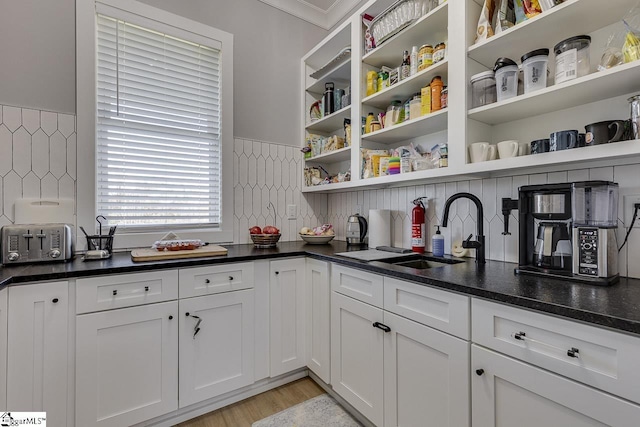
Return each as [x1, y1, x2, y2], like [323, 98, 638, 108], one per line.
[411, 197, 427, 253]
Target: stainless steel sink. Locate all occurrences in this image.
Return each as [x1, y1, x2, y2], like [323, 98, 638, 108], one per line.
[372, 254, 465, 270]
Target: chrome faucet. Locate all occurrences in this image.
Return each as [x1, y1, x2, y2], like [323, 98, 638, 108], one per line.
[441, 193, 486, 264]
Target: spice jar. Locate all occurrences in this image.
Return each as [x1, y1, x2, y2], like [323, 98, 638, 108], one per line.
[433, 42, 446, 63]
[441, 86, 448, 109]
[418, 44, 434, 71]
[430, 76, 443, 111]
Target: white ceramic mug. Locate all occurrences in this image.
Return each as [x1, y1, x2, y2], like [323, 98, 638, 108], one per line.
[497, 140, 519, 159]
[518, 141, 531, 156]
[469, 142, 497, 163]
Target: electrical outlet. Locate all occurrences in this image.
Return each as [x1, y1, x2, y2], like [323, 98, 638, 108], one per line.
[623, 194, 640, 227]
[286, 204, 297, 220]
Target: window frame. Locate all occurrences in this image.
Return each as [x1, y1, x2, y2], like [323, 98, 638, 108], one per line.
[77, 0, 234, 250]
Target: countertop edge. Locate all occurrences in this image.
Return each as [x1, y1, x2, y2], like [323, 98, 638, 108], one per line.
[1, 243, 639, 337]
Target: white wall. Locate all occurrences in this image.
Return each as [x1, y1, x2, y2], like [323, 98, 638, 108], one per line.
[0, 0, 327, 146]
[0, 0, 76, 114]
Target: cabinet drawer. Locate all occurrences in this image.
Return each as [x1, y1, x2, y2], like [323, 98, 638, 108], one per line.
[77, 270, 178, 314]
[179, 262, 254, 298]
[472, 298, 640, 404]
[384, 277, 470, 339]
[331, 264, 383, 308]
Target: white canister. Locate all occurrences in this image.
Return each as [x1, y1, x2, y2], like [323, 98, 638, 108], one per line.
[494, 58, 519, 102]
[368, 209, 391, 249]
[521, 49, 549, 93]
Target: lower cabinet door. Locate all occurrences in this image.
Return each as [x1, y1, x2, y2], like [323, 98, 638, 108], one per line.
[306, 259, 330, 384]
[8, 281, 68, 427]
[331, 291, 384, 426]
[76, 301, 179, 427]
[472, 345, 640, 427]
[179, 289, 254, 408]
[383, 312, 470, 427]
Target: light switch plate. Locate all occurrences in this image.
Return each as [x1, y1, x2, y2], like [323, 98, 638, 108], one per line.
[287, 204, 297, 220]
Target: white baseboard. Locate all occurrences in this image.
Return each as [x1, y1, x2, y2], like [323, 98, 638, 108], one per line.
[134, 369, 308, 427]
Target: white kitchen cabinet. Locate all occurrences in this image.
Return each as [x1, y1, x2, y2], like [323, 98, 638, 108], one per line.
[270, 258, 306, 377]
[76, 301, 178, 427]
[7, 281, 69, 427]
[331, 291, 384, 426]
[178, 289, 254, 408]
[0, 288, 7, 410]
[305, 258, 331, 383]
[383, 311, 469, 427]
[472, 345, 640, 427]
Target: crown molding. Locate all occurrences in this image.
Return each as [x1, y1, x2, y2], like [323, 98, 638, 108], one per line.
[258, 0, 360, 29]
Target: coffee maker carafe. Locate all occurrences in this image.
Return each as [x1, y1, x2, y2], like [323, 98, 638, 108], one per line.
[533, 222, 572, 269]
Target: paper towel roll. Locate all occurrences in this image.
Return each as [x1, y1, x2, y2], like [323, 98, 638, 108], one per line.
[368, 209, 391, 248]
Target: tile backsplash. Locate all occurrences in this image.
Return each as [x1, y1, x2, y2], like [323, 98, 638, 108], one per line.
[326, 166, 640, 279]
[0, 105, 77, 227]
[2, 103, 637, 278]
[232, 138, 327, 244]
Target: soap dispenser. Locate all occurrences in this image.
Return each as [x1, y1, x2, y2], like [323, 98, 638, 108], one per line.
[432, 225, 444, 257]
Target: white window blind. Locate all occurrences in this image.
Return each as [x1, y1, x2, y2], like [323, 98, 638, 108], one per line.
[96, 13, 222, 229]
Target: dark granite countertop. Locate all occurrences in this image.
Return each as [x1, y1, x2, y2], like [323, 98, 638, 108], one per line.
[2, 240, 640, 336]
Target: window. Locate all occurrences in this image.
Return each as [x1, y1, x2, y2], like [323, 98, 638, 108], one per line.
[77, 0, 233, 247]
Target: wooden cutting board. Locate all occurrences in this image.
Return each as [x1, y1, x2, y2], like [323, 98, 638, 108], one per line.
[131, 245, 228, 262]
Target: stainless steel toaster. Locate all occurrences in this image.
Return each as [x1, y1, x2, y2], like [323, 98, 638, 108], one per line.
[1, 223, 74, 264]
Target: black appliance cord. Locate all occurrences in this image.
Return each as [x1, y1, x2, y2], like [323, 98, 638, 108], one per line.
[619, 205, 640, 251]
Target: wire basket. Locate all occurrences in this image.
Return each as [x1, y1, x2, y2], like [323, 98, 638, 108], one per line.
[250, 234, 281, 248]
[86, 234, 114, 254]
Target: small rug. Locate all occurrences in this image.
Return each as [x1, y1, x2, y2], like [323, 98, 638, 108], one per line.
[252, 394, 363, 427]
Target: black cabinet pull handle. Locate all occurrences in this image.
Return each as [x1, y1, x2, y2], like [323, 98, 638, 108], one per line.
[205, 279, 210, 284]
[52, 298, 59, 303]
[567, 347, 580, 358]
[113, 290, 117, 296]
[185, 312, 190, 316]
[476, 369, 485, 376]
[169, 315, 173, 320]
[145, 286, 149, 292]
[514, 331, 526, 340]
[275, 271, 279, 275]
[372, 322, 391, 333]
[229, 276, 234, 281]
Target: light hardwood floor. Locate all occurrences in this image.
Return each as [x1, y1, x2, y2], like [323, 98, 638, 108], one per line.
[176, 377, 325, 427]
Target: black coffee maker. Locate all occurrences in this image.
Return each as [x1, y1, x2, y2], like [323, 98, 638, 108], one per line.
[502, 182, 619, 285]
[504, 183, 574, 277]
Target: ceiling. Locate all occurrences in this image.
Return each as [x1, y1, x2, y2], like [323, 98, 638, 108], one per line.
[258, 0, 362, 29]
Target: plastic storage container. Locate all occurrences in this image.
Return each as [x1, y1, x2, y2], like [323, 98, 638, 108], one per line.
[571, 181, 618, 227]
[494, 57, 519, 102]
[554, 35, 591, 84]
[521, 48, 549, 93]
[470, 70, 497, 108]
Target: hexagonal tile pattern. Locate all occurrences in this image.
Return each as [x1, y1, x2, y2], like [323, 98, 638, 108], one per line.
[12, 127, 32, 177]
[2, 106, 21, 132]
[22, 109, 40, 134]
[49, 131, 67, 179]
[32, 129, 49, 178]
[0, 104, 77, 226]
[41, 111, 57, 136]
[0, 125, 12, 176]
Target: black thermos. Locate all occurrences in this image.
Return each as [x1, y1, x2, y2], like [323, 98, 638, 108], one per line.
[324, 82, 335, 116]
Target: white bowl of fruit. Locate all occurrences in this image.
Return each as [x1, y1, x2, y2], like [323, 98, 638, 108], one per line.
[299, 224, 335, 244]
